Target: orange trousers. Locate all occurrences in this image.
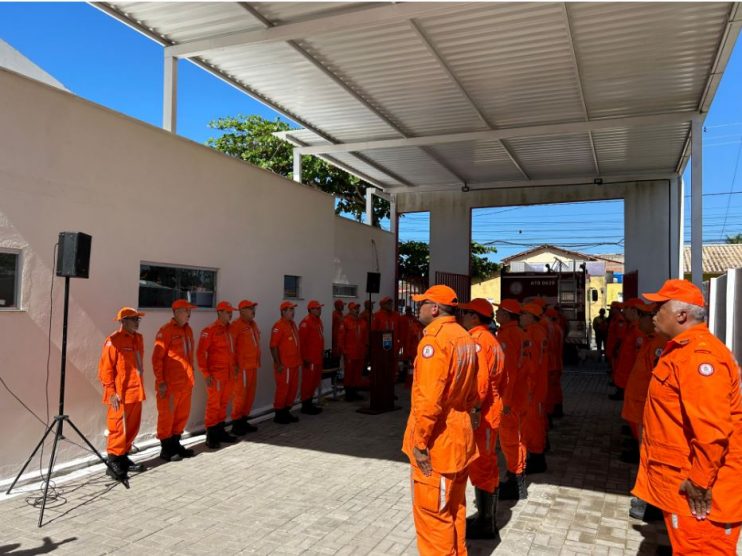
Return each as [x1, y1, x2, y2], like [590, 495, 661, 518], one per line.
[499, 411, 526, 474]
[156, 387, 192, 439]
[545, 369, 563, 414]
[522, 400, 547, 454]
[106, 401, 142, 456]
[343, 357, 366, 389]
[469, 424, 500, 492]
[663, 513, 741, 555]
[301, 359, 322, 401]
[231, 367, 258, 420]
[204, 369, 232, 428]
[411, 466, 469, 556]
[273, 365, 299, 409]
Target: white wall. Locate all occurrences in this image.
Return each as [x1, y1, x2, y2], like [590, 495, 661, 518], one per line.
[0, 68, 393, 480]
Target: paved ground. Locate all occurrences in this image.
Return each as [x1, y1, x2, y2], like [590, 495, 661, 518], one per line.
[0, 363, 732, 555]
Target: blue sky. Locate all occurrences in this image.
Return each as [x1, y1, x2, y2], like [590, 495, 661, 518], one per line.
[2, 2, 741, 262]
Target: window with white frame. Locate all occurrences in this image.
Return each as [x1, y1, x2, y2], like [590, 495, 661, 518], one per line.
[333, 283, 358, 298]
[283, 275, 301, 299]
[139, 262, 217, 309]
[0, 250, 20, 309]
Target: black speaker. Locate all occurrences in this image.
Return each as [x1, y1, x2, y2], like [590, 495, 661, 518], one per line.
[56, 232, 92, 279]
[366, 272, 380, 294]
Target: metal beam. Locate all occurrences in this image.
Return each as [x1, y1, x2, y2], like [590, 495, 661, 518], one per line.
[295, 112, 698, 156]
[162, 54, 177, 132]
[561, 3, 600, 176]
[691, 116, 703, 286]
[166, 3, 466, 58]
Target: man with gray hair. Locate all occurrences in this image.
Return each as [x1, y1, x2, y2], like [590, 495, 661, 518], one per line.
[632, 279, 742, 554]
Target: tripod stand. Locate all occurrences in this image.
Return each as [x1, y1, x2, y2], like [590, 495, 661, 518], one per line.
[6, 276, 127, 528]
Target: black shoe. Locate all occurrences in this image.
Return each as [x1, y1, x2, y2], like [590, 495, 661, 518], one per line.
[629, 497, 647, 520]
[619, 449, 640, 464]
[300, 400, 322, 415]
[466, 488, 498, 539]
[609, 388, 624, 400]
[231, 417, 248, 436]
[105, 455, 128, 482]
[285, 409, 299, 423]
[621, 424, 633, 436]
[217, 422, 238, 443]
[124, 453, 146, 472]
[173, 434, 195, 458]
[159, 437, 181, 462]
[499, 472, 527, 500]
[243, 421, 258, 433]
[205, 426, 221, 449]
[526, 453, 547, 474]
[274, 408, 291, 424]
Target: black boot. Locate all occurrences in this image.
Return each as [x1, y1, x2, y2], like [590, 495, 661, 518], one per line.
[300, 399, 322, 415]
[526, 453, 547, 474]
[173, 434, 195, 458]
[466, 488, 498, 539]
[217, 422, 238, 443]
[243, 420, 258, 433]
[285, 407, 299, 422]
[123, 453, 146, 473]
[609, 388, 624, 400]
[498, 472, 518, 500]
[106, 454, 128, 482]
[629, 497, 647, 520]
[231, 417, 248, 436]
[159, 437, 180, 462]
[206, 426, 221, 449]
[274, 408, 290, 424]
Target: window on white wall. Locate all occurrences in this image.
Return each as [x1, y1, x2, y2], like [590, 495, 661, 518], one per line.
[0, 250, 20, 309]
[283, 275, 301, 299]
[139, 262, 217, 309]
[333, 283, 358, 298]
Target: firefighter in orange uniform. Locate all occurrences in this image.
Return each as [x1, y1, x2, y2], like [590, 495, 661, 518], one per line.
[98, 307, 146, 481]
[543, 307, 565, 418]
[152, 299, 197, 462]
[270, 301, 302, 424]
[610, 298, 644, 400]
[338, 302, 369, 401]
[402, 285, 479, 555]
[230, 299, 261, 435]
[197, 301, 238, 448]
[495, 299, 528, 500]
[331, 299, 345, 357]
[459, 298, 505, 539]
[633, 279, 742, 555]
[520, 302, 549, 474]
[606, 301, 626, 370]
[299, 300, 325, 415]
[359, 299, 374, 326]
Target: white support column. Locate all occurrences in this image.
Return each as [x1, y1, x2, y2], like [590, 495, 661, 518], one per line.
[366, 188, 373, 226]
[429, 197, 470, 279]
[669, 176, 684, 279]
[163, 54, 178, 132]
[691, 117, 703, 286]
[292, 149, 302, 183]
[677, 177, 686, 279]
[389, 193, 397, 235]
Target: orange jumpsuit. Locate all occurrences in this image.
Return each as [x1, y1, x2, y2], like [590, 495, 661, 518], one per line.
[497, 321, 527, 475]
[521, 322, 549, 454]
[402, 316, 479, 556]
[633, 323, 742, 554]
[337, 314, 368, 389]
[468, 325, 505, 493]
[230, 318, 261, 421]
[197, 320, 236, 428]
[270, 319, 302, 410]
[613, 322, 644, 390]
[332, 309, 343, 356]
[606, 313, 626, 369]
[299, 313, 324, 401]
[98, 330, 146, 456]
[544, 318, 564, 414]
[152, 320, 194, 440]
[621, 332, 665, 430]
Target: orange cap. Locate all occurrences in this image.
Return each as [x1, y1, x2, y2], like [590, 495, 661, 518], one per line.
[521, 303, 543, 317]
[380, 296, 393, 305]
[532, 297, 547, 307]
[172, 299, 196, 310]
[116, 307, 144, 321]
[623, 298, 646, 310]
[610, 301, 624, 309]
[636, 301, 657, 314]
[280, 301, 298, 311]
[238, 299, 258, 309]
[216, 301, 235, 312]
[334, 299, 345, 309]
[495, 299, 522, 315]
[643, 279, 704, 307]
[412, 285, 459, 306]
[307, 300, 323, 309]
[364, 300, 374, 308]
[347, 302, 360, 310]
[459, 298, 494, 318]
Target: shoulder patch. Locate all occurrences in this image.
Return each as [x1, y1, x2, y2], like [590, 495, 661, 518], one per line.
[698, 363, 715, 376]
[475, 343, 481, 353]
[421, 345, 435, 359]
[273, 328, 280, 334]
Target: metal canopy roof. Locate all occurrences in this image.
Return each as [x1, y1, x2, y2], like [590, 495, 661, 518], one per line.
[97, 2, 741, 192]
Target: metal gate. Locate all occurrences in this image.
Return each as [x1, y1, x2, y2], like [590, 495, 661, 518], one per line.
[434, 271, 471, 304]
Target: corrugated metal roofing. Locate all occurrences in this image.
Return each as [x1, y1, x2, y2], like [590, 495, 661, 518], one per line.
[100, 2, 740, 191]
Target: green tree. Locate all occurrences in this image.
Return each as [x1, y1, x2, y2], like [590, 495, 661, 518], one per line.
[725, 233, 742, 244]
[207, 115, 389, 223]
[397, 240, 500, 281]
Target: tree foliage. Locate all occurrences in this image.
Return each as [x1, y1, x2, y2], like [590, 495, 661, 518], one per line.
[725, 233, 742, 244]
[398, 240, 500, 281]
[207, 115, 389, 223]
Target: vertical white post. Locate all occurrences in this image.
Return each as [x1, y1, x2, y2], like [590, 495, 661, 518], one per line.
[366, 188, 373, 226]
[163, 54, 178, 132]
[389, 194, 397, 235]
[292, 149, 302, 183]
[691, 117, 703, 287]
[677, 176, 686, 279]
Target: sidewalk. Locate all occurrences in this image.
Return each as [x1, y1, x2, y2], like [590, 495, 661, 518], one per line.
[0, 364, 721, 554]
